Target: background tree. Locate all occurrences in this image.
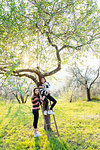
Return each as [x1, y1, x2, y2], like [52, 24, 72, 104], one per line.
[0, 77, 33, 103]
[8, 77, 32, 104]
[69, 64, 100, 101]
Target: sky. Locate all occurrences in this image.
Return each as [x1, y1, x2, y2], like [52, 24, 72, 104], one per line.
[97, 0, 100, 7]
[49, 51, 100, 92]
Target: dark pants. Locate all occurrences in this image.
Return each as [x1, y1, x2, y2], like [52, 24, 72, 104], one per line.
[32, 109, 39, 129]
[46, 94, 57, 110]
[44, 97, 48, 110]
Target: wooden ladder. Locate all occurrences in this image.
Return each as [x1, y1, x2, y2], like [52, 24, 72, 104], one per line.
[41, 102, 59, 139]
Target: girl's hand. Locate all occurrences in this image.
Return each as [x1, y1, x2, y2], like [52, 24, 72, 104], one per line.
[39, 86, 44, 89]
[47, 91, 50, 94]
[42, 96, 45, 101]
[40, 95, 42, 99]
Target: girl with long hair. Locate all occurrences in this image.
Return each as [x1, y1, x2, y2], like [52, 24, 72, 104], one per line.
[31, 88, 42, 137]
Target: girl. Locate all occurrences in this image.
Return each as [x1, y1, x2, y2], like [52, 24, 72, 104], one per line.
[39, 88, 48, 115]
[40, 77, 57, 115]
[31, 88, 42, 137]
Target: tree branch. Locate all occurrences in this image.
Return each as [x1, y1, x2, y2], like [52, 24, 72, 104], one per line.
[72, 69, 86, 86]
[89, 67, 100, 88]
[25, 82, 32, 94]
[0, 72, 5, 74]
[13, 68, 41, 76]
[14, 73, 39, 86]
[0, 67, 8, 72]
[43, 32, 61, 77]
[59, 41, 93, 52]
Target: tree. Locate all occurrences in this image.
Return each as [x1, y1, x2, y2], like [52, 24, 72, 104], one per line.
[0, 77, 32, 103]
[0, 0, 99, 128]
[69, 64, 100, 101]
[8, 77, 32, 104]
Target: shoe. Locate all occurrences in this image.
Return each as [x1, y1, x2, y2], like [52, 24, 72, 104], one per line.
[48, 110, 55, 115]
[33, 131, 40, 135]
[44, 110, 48, 115]
[33, 132, 36, 136]
[33, 132, 42, 137]
[33, 133, 38, 137]
[36, 133, 42, 137]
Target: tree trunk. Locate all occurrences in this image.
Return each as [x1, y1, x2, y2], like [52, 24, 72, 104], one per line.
[25, 95, 29, 103]
[37, 81, 51, 129]
[16, 94, 21, 104]
[43, 101, 51, 130]
[20, 93, 24, 103]
[87, 88, 91, 101]
[12, 93, 21, 104]
[70, 95, 73, 103]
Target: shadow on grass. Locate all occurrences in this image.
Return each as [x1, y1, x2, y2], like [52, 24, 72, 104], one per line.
[34, 137, 40, 150]
[48, 129, 69, 150]
[90, 98, 100, 103]
[0, 105, 21, 138]
[0, 106, 12, 124]
[33, 129, 69, 150]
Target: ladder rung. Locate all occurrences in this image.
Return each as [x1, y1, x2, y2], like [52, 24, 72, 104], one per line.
[46, 122, 55, 125]
[43, 113, 55, 116]
[41, 105, 59, 139]
[49, 131, 58, 135]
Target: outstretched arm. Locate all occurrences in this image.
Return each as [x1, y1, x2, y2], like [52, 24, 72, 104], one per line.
[39, 86, 44, 89]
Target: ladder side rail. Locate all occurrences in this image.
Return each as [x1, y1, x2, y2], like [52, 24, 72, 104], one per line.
[50, 101, 59, 136]
[52, 114, 59, 136]
[41, 105, 49, 139]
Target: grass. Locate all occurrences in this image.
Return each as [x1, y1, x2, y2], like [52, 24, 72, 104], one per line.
[0, 99, 100, 150]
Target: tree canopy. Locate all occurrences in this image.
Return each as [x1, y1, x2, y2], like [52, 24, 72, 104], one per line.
[0, 0, 100, 85]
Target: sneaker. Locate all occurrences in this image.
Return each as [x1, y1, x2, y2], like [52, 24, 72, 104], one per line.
[48, 110, 55, 115]
[44, 110, 47, 115]
[34, 133, 38, 137]
[33, 132, 36, 136]
[36, 133, 42, 137]
[33, 131, 40, 135]
[33, 132, 42, 137]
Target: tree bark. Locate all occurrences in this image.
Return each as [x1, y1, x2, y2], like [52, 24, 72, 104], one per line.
[70, 95, 73, 103]
[42, 101, 51, 130]
[20, 93, 24, 103]
[87, 88, 91, 101]
[25, 95, 29, 103]
[12, 93, 21, 104]
[38, 80, 51, 129]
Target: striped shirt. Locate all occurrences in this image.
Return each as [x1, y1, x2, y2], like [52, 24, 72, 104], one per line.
[31, 96, 42, 110]
[39, 88, 48, 96]
[42, 82, 50, 93]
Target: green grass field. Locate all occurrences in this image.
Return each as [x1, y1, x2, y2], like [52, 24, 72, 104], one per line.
[0, 98, 100, 150]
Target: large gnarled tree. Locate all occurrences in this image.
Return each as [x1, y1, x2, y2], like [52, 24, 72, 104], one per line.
[0, 0, 100, 128]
